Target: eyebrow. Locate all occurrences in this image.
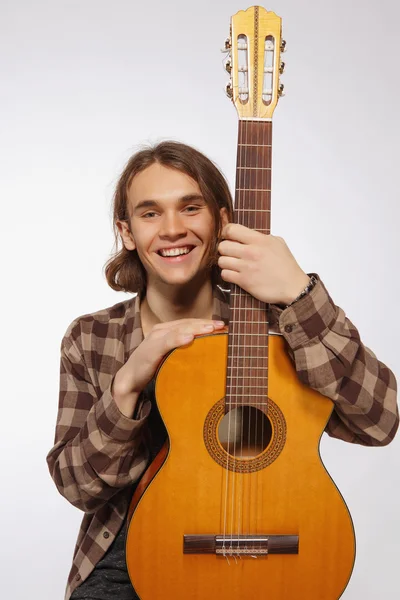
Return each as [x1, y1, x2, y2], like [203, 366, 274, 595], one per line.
[133, 194, 205, 214]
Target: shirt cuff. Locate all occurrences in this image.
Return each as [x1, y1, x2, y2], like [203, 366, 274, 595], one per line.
[95, 378, 151, 443]
[276, 273, 337, 350]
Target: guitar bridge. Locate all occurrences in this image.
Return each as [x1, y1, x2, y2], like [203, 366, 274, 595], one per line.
[183, 534, 298, 556]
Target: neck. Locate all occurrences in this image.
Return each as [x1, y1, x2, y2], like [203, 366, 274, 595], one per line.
[140, 275, 214, 335]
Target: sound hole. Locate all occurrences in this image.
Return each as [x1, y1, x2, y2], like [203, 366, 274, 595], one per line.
[218, 406, 272, 458]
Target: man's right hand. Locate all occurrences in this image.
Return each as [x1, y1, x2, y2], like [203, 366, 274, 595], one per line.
[111, 318, 226, 418]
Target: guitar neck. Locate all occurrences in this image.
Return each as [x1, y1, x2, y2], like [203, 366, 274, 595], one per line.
[225, 119, 272, 408]
[235, 119, 272, 235]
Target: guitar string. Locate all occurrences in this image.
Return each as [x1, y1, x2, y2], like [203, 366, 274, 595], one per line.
[223, 118, 240, 558]
[244, 119, 252, 554]
[244, 118, 253, 553]
[222, 172, 232, 557]
[260, 119, 269, 553]
[253, 121, 262, 548]
[231, 119, 247, 556]
[244, 119, 252, 553]
[262, 119, 268, 551]
[230, 119, 244, 557]
[257, 118, 266, 553]
[255, 118, 260, 551]
[254, 118, 261, 551]
[262, 119, 269, 553]
[236, 120, 246, 555]
[244, 121, 257, 552]
[229, 121, 238, 556]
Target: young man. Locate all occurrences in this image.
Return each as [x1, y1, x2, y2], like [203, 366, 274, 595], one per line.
[47, 141, 399, 600]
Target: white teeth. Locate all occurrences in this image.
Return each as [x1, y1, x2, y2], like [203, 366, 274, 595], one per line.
[159, 246, 192, 257]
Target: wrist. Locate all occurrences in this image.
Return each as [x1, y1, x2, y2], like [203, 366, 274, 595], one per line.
[281, 272, 311, 306]
[112, 371, 141, 419]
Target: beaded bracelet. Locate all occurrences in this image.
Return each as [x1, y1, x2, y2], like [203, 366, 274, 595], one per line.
[284, 274, 318, 309]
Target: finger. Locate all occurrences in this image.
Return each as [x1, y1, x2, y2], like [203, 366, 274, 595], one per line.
[153, 318, 223, 331]
[218, 239, 246, 257]
[220, 269, 240, 285]
[217, 255, 242, 272]
[178, 323, 220, 336]
[221, 222, 262, 244]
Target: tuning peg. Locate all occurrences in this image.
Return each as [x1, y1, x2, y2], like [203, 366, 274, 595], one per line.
[279, 61, 285, 74]
[224, 57, 232, 74]
[221, 37, 231, 52]
[280, 39, 287, 53]
[225, 81, 233, 99]
[278, 83, 285, 97]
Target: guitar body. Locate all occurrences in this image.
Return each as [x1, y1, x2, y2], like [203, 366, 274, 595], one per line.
[126, 332, 355, 599]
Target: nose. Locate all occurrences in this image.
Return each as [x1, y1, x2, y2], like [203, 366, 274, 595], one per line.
[158, 211, 187, 240]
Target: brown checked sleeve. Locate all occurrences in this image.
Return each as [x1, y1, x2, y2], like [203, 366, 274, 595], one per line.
[271, 274, 399, 446]
[47, 325, 150, 513]
[46, 297, 154, 599]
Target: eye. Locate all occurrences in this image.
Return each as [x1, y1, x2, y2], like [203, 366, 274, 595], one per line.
[142, 212, 157, 218]
[184, 206, 200, 213]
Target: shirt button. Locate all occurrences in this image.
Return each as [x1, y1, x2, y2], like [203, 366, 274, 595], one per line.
[103, 531, 110, 539]
[284, 324, 294, 333]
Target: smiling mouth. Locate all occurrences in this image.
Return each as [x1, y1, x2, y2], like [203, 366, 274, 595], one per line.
[157, 245, 196, 257]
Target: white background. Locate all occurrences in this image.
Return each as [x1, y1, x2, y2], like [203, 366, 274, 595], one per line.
[1, 0, 399, 598]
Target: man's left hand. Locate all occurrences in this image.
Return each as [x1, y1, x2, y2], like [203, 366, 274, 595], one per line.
[217, 223, 310, 306]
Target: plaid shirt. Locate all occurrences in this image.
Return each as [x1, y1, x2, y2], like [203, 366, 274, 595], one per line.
[46, 274, 399, 600]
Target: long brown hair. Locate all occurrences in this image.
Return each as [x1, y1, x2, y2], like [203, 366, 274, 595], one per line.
[104, 141, 234, 300]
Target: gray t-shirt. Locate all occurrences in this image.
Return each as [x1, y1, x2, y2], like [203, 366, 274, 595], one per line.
[70, 513, 139, 600]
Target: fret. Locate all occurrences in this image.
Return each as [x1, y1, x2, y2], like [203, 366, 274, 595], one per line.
[227, 363, 268, 367]
[236, 188, 271, 192]
[226, 375, 267, 379]
[227, 362, 268, 366]
[228, 345, 269, 348]
[227, 363, 268, 366]
[226, 385, 267, 388]
[228, 333, 268, 336]
[229, 320, 270, 324]
[238, 143, 271, 147]
[226, 394, 267, 398]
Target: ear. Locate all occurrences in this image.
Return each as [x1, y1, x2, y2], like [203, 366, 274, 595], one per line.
[219, 207, 230, 228]
[116, 220, 136, 251]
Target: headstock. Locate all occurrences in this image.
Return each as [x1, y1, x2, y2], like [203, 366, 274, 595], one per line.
[223, 6, 285, 119]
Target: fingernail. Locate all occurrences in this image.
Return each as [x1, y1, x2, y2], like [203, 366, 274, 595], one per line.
[214, 320, 225, 326]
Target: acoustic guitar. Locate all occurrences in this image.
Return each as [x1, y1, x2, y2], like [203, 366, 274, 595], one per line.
[126, 6, 355, 598]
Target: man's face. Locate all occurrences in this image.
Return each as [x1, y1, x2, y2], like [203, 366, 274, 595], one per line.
[118, 163, 227, 289]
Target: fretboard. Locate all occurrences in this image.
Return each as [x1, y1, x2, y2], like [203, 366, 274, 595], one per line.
[225, 120, 272, 411]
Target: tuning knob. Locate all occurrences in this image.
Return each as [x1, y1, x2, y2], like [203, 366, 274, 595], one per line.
[279, 61, 285, 74]
[225, 81, 233, 99]
[224, 57, 232, 74]
[280, 39, 287, 53]
[278, 83, 285, 97]
[223, 37, 231, 51]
